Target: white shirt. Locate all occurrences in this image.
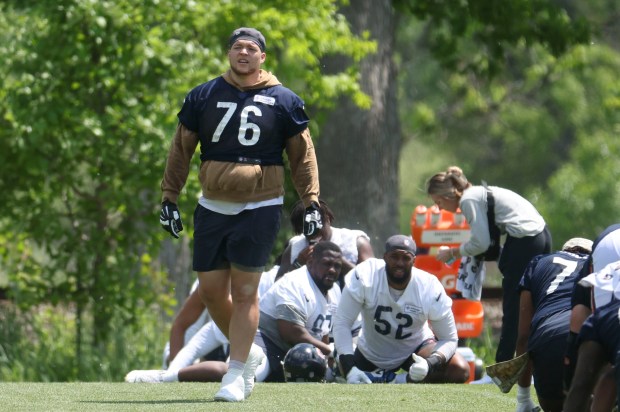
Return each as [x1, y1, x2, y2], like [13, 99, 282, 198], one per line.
[333, 258, 457, 370]
[592, 229, 620, 272]
[259, 266, 341, 351]
[288, 227, 369, 265]
[579, 260, 620, 309]
[459, 185, 546, 257]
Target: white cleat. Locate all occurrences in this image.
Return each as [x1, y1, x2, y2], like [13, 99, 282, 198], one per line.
[214, 372, 245, 402]
[124, 370, 165, 383]
[242, 344, 266, 399]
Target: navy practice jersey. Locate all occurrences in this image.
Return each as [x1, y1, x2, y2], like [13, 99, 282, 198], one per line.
[178, 77, 310, 165]
[579, 299, 620, 363]
[519, 250, 590, 332]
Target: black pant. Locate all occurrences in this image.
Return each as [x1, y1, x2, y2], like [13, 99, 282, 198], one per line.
[495, 226, 552, 363]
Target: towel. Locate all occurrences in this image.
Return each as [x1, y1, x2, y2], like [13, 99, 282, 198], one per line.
[456, 256, 486, 301]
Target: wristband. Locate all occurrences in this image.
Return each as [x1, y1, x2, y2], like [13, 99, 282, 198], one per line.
[426, 353, 445, 374]
[293, 259, 302, 269]
[338, 354, 356, 377]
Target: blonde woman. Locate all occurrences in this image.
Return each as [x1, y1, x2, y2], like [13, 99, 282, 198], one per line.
[426, 166, 552, 363]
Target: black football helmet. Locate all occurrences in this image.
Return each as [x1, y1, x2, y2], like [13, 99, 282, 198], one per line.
[283, 343, 327, 383]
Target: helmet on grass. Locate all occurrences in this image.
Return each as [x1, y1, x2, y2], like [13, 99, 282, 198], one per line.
[283, 343, 326, 382]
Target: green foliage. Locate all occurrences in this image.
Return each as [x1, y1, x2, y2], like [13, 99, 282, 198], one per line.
[394, 0, 590, 76]
[398, 5, 620, 244]
[0, 0, 373, 379]
[0, 302, 167, 382]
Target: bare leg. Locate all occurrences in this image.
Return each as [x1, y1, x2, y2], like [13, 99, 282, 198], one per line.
[227, 267, 261, 363]
[591, 365, 616, 412]
[178, 361, 228, 382]
[417, 344, 470, 383]
[198, 267, 261, 363]
[198, 269, 232, 337]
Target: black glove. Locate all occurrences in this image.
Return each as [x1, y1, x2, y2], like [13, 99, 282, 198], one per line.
[302, 202, 323, 237]
[160, 200, 183, 238]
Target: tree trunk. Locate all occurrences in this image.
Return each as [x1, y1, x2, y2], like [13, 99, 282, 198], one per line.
[316, 0, 400, 251]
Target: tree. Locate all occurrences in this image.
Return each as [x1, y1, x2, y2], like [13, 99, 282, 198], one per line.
[316, 0, 400, 247]
[397, 1, 619, 243]
[315, 0, 591, 250]
[0, 0, 373, 379]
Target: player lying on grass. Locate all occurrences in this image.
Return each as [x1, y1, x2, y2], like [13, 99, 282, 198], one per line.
[126, 242, 342, 385]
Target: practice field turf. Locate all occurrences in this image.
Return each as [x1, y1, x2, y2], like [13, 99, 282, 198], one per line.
[0, 381, 533, 411]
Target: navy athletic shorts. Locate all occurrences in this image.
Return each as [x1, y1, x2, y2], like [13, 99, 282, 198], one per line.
[193, 204, 282, 272]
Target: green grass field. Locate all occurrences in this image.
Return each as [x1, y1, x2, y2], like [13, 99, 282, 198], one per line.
[0, 382, 533, 411]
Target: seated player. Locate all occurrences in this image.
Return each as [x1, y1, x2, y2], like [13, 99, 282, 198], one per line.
[333, 235, 470, 384]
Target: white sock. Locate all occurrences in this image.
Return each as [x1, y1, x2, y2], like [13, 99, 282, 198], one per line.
[517, 385, 530, 402]
[228, 360, 245, 374]
[162, 370, 179, 383]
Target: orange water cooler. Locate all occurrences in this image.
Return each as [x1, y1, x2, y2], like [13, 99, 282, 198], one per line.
[411, 205, 484, 382]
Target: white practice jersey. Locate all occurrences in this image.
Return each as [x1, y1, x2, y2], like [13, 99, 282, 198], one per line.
[289, 227, 369, 265]
[579, 260, 620, 309]
[259, 266, 341, 351]
[592, 229, 620, 272]
[335, 258, 454, 370]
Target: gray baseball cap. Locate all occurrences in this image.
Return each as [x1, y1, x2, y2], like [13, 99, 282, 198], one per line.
[385, 235, 416, 255]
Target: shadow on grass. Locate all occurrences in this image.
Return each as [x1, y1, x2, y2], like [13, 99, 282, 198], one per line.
[78, 399, 216, 404]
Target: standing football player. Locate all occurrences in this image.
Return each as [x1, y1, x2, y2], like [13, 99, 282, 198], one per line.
[158, 27, 321, 402]
[515, 238, 592, 412]
[333, 234, 470, 384]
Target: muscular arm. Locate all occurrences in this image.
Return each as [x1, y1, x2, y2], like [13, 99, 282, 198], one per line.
[285, 128, 319, 207]
[275, 244, 294, 281]
[516, 290, 534, 388]
[169, 290, 207, 363]
[427, 312, 458, 362]
[333, 288, 362, 356]
[356, 236, 374, 263]
[275, 242, 314, 281]
[277, 320, 331, 356]
[160, 123, 199, 203]
[569, 304, 592, 333]
[338, 236, 374, 280]
[563, 341, 608, 412]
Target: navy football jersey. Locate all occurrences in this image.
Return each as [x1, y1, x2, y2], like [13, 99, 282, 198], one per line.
[177, 77, 309, 165]
[579, 299, 620, 362]
[520, 250, 589, 332]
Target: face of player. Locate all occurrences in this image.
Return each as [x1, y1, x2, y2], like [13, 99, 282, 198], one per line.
[228, 39, 265, 77]
[430, 194, 459, 213]
[384, 250, 414, 288]
[308, 250, 342, 294]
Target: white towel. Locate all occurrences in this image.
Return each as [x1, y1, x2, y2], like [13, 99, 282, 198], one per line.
[456, 256, 486, 301]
